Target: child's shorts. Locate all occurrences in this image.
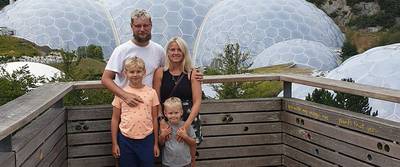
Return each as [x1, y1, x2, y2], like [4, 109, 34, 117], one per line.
[118, 132, 154, 167]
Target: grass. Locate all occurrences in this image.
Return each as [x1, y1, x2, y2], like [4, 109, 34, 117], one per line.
[0, 36, 41, 58]
[50, 58, 106, 80]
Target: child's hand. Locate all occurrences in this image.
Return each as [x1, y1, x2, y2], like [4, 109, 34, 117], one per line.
[112, 144, 120, 158]
[154, 144, 160, 157]
[176, 127, 188, 142]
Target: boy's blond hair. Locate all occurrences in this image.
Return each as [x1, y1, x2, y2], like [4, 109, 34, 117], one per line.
[123, 56, 145, 71]
[163, 97, 183, 113]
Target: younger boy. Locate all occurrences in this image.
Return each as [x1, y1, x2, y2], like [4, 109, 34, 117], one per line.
[111, 57, 160, 167]
[159, 97, 196, 167]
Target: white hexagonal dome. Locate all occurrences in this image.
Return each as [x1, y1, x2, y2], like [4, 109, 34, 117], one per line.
[291, 43, 400, 122]
[193, 0, 344, 67]
[0, 0, 116, 58]
[251, 39, 340, 71]
[1, 62, 63, 80]
[103, 0, 219, 55]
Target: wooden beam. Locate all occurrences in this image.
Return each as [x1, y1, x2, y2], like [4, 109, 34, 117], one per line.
[0, 82, 72, 141]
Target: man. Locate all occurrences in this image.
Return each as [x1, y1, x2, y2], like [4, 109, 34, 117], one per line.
[102, 9, 202, 107]
[102, 9, 165, 107]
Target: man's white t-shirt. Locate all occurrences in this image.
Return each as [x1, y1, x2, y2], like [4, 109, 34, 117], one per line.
[105, 40, 165, 87]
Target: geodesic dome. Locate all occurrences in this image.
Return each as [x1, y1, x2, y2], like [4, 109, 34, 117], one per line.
[290, 43, 400, 122]
[103, 0, 218, 54]
[251, 39, 340, 71]
[193, 0, 344, 67]
[0, 0, 116, 57]
[1, 62, 63, 80]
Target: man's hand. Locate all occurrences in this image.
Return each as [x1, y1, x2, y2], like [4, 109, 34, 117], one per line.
[122, 92, 144, 107]
[193, 68, 204, 81]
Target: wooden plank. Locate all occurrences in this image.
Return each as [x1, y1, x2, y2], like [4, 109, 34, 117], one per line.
[201, 112, 280, 125]
[197, 156, 282, 167]
[202, 122, 281, 136]
[50, 147, 67, 167]
[202, 74, 281, 84]
[283, 134, 374, 167]
[69, 144, 111, 158]
[68, 132, 281, 148]
[283, 122, 400, 167]
[20, 124, 66, 167]
[199, 134, 282, 148]
[282, 155, 308, 167]
[0, 152, 15, 167]
[68, 156, 115, 167]
[282, 111, 400, 159]
[67, 105, 112, 121]
[201, 98, 282, 114]
[284, 98, 400, 143]
[0, 82, 72, 141]
[37, 133, 67, 167]
[13, 109, 65, 166]
[284, 145, 337, 167]
[68, 132, 110, 146]
[280, 74, 400, 104]
[68, 120, 110, 133]
[197, 145, 282, 160]
[12, 108, 64, 151]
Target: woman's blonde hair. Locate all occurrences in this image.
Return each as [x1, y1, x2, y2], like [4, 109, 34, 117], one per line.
[163, 97, 183, 113]
[164, 37, 193, 73]
[123, 56, 145, 71]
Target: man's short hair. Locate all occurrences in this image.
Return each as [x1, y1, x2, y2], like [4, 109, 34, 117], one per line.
[131, 9, 152, 24]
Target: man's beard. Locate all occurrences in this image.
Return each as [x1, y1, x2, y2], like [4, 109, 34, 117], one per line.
[133, 33, 151, 43]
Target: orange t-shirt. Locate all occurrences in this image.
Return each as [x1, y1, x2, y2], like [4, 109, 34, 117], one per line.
[112, 85, 160, 139]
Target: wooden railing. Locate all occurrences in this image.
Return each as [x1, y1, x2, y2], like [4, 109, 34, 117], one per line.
[1, 74, 400, 167]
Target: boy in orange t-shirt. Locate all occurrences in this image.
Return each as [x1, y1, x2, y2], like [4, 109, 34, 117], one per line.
[111, 56, 160, 167]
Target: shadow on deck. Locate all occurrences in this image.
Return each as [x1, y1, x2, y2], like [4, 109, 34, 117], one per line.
[1, 74, 400, 167]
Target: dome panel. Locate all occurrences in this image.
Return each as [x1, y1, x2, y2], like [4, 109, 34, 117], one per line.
[291, 43, 400, 122]
[104, 0, 219, 58]
[193, 0, 344, 67]
[251, 39, 339, 71]
[0, 0, 116, 58]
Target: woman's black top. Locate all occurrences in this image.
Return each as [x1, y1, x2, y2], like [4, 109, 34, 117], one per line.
[159, 69, 192, 104]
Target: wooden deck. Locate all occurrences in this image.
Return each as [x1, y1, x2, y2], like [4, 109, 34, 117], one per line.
[1, 74, 400, 167]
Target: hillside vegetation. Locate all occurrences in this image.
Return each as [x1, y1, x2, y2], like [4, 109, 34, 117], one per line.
[0, 36, 43, 59]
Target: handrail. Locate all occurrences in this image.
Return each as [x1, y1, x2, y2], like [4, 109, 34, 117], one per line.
[1, 73, 400, 142]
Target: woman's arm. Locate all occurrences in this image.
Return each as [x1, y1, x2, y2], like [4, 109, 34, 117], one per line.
[111, 106, 121, 158]
[153, 67, 164, 116]
[177, 128, 196, 147]
[184, 70, 202, 129]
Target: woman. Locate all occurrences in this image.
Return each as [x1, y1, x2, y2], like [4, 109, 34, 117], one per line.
[153, 36, 202, 166]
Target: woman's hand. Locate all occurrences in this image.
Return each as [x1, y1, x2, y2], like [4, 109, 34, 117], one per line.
[160, 126, 172, 140]
[176, 126, 188, 142]
[112, 144, 120, 158]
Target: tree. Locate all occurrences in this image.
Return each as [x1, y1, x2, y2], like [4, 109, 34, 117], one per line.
[0, 65, 46, 105]
[208, 43, 252, 99]
[341, 40, 358, 61]
[306, 78, 378, 116]
[76, 45, 104, 61]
